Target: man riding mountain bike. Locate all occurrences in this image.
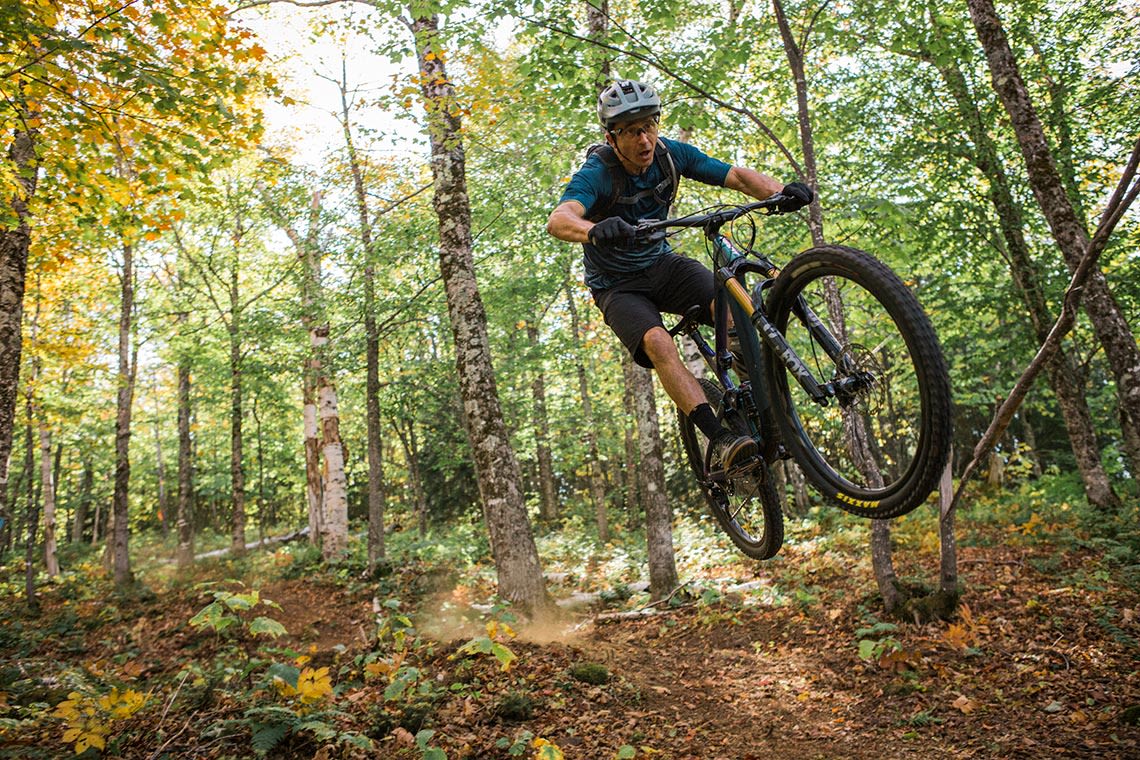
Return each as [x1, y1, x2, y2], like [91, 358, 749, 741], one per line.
[546, 78, 814, 473]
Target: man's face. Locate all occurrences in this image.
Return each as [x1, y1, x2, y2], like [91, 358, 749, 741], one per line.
[608, 115, 660, 172]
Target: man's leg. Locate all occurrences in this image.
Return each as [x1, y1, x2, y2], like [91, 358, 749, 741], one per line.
[640, 326, 757, 472]
[641, 326, 707, 414]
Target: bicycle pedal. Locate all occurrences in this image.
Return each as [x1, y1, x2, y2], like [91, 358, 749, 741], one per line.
[709, 456, 760, 481]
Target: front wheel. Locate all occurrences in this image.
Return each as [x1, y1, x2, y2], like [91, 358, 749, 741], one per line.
[679, 379, 784, 559]
[764, 246, 952, 519]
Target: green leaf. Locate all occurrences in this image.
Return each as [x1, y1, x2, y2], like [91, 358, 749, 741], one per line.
[189, 601, 228, 631]
[490, 642, 517, 670]
[340, 733, 374, 750]
[266, 662, 300, 690]
[415, 729, 435, 748]
[858, 639, 877, 660]
[617, 746, 637, 759]
[249, 617, 287, 638]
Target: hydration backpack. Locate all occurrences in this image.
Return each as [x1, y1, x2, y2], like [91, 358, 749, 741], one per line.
[584, 142, 678, 222]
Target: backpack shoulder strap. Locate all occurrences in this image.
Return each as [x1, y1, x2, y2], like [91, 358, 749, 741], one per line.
[655, 141, 678, 213]
[585, 144, 625, 221]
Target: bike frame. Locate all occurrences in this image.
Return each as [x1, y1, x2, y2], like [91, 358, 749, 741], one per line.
[655, 199, 871, 462]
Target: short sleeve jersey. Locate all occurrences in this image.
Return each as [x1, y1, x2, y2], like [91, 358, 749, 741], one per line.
[558, 137, 733, 290]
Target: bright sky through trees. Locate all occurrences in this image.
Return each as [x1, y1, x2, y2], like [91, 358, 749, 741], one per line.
[236, 3, 422, 168]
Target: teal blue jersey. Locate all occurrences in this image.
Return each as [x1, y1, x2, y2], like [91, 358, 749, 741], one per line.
[558, 137, 732, 289]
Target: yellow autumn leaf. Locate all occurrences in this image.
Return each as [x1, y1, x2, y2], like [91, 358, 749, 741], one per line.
[532, 737, 565, 760]
[296, 667, 333, 704]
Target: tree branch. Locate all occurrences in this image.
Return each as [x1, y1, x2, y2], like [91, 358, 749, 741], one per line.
[520, 6, 804, 177]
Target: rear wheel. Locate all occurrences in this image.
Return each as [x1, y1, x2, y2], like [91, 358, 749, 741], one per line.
[679, 379, 783, 560]
[764, 245, 952, 519]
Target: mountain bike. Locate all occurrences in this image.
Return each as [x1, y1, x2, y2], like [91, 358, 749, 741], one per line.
[636, 195, 953, 560]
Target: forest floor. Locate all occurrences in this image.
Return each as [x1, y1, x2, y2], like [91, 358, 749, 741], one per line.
[3, 509, 1140, 759]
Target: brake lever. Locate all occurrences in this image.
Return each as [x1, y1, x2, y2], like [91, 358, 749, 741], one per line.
[632, 225, 667, 246]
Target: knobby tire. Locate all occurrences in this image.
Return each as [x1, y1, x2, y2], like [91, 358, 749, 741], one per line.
[764, 245, 952, 519]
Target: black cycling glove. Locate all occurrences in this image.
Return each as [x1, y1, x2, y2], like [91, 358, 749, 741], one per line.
[588, 216, 638, 246]
[778, 181, 814, 212]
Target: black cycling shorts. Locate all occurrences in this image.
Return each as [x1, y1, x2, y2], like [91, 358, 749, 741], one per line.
[592, 253, 715, 369]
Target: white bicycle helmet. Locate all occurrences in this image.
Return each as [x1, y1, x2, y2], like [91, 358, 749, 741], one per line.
[597, 79, 661, 130]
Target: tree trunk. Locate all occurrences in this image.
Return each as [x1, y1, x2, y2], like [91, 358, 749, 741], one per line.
[939, 457, 957, 599]
[314, 332, 349, 560]
[411, 13, 551, 616]
[229, 267, 247, 555]
[73, 457, 93, 546]
[621, 353, 641, 516]
[630, 363, 677, 600]
[152, 400, 168, 537]
[282, 192, 347, 559]
[176, 340, 194, 569]
[527, 321, 557, 522]
[871, 518, 903, 613]
[91, 493, 102, 547]
[39, 422, 58, 576]
[395, 420, 428, 537]
[111, 241, 136, 588]
[303, 374, 322, 544]
[781, 459, 811, 518]
[1019, 413, 1044, 478]
[23, 400, 38, 611]
[564, 278, 609, 542]
[927, 33, 1120, 507]
[340, 78, 387, 568]
[0, 123, 37, 555]
[968, 0, 1140, 480]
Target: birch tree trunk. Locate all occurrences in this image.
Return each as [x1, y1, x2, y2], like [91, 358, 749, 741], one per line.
[564, 278, 609, 542]
[279, 192, 346, 558]
[111, 241, 136, 588]
[314, 327, 349, 560]
[631, 363, 677, 600]
[409, 13, 551, 615]
[39, 422, 58, 576]
[0, 122, 37, 549]
[303, 375, 322, 544]
[968, 0, 1140, 479]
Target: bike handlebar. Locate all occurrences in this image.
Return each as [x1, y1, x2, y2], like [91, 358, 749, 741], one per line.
[633, 193, 791, 244]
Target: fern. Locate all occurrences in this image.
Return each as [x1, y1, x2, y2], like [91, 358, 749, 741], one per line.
[250, 722, 288, 755]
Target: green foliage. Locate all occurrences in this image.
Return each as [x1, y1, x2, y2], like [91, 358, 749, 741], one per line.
[496, 729, 534, 756]
[415, 728, 448, 760]
[188, 583, 285, 640]
[856, 621, 902, 662]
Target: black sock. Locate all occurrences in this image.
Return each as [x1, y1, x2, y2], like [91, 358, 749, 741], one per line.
[689, 403, 727, 440]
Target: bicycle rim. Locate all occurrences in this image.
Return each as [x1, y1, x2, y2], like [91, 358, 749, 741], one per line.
[679, 379, 784, 559]
[765, 246, 952, 519]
